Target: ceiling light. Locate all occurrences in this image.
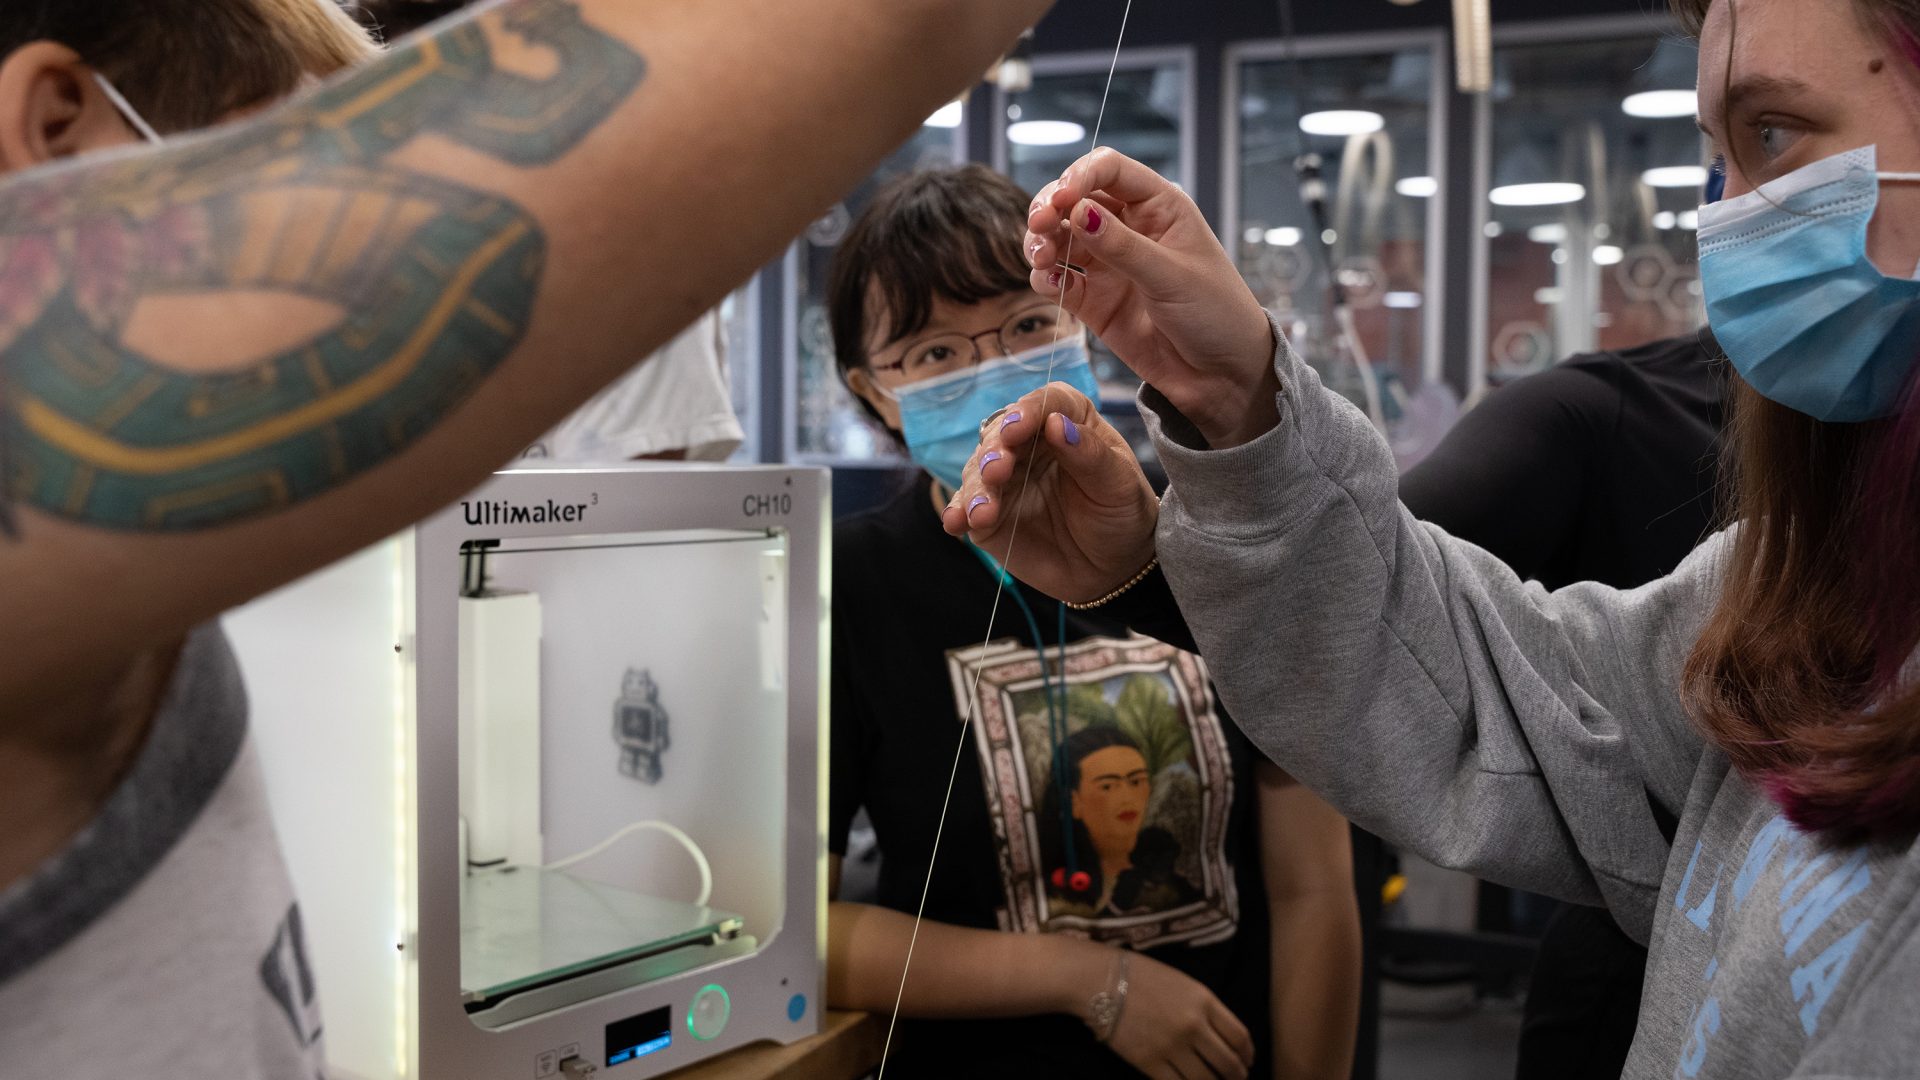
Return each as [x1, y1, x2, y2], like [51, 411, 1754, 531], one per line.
[1396, 176, 1439, 198]
[1264, 227, 1302, 247]
[1484, 222, 1505, 238]
[1299, 110, 1386, 137]
[1678, 209, 1700, 230]
[1243, 227, 1265, 245]
[1622, 90, 1698, 119]
[1491, 182, 1586, 207]
[924, 101, 963, 129]
[1384, 291, 1423, 309]
[1007, 120, 1086, 147]
[1321, 228, 1338, 246]
[1526, 224, 1568, 244]
[1593, 244, 1625, 266]
[1642, 165, 1709, 189]
[1653, 210, 1678, 230]
[1551, 249, 1569, 265]
[1535, 287, 1564, 305]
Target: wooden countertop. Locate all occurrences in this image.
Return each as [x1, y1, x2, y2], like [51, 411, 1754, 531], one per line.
[661, 1011, 882, 1080]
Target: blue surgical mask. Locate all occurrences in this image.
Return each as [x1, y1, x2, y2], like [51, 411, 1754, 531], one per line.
[895, 338, 1100, 490]
[1697, 145, 1920, 422]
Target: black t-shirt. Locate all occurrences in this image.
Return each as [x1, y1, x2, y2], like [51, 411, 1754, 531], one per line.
[831, 478, 1271, 1077]
[1400, 334, 1726, 590]
[1398, 334, 1724, 1080]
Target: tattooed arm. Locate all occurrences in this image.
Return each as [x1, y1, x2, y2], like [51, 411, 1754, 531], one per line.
[0, 0, 1051, 711]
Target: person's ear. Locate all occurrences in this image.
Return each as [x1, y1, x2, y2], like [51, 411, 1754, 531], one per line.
[0, 43, 141, 175]
[844, 365, 903, 430]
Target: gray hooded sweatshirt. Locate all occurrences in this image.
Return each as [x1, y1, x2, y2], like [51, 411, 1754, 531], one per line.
[1139, 320, 1920, 1079]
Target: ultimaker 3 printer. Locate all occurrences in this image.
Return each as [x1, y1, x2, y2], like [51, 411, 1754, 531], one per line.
[226, 465, 828, 1079]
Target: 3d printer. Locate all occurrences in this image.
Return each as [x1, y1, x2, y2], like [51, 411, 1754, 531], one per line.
[226, 464, 828, 1079]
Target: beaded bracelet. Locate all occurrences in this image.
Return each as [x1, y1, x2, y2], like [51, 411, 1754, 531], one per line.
[1065, 557, 1159, 611]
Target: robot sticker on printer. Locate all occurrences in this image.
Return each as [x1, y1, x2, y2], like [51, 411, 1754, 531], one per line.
[614, 668, 670, 785]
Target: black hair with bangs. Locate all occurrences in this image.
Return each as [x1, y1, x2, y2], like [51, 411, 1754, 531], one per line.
[826, 164, 1034, 428]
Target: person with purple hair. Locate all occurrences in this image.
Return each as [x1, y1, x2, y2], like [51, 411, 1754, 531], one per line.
[944, 0, 1920, 1076]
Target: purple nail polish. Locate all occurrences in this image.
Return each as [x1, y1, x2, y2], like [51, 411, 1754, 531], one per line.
[1062, 416, 1081, 446]
[1001, 411, 1022, 429]
[1085, 206, 1104, 235]
[969, 495, 989, 515]
[1047, 270, 1062, 289]
[983, 451, 1002, 468]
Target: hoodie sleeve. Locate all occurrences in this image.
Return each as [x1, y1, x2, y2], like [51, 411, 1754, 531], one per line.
[1138, 314, 1722, 943]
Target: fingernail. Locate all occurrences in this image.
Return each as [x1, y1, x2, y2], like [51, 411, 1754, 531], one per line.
[969, 495, 989, 516]
[1028, 240, 1043, 266]
[983, 451, 1002, 468]
[1048, 270, 1062, 289]
[1085, 206, 1103, 235]
[1062, 416, 1081, 445]
[1001, 410, 1022, 429]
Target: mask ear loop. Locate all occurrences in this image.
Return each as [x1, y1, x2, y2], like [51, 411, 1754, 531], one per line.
[92, 73, 164, 144]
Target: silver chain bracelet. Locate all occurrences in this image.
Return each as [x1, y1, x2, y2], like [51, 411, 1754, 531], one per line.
[1088, 951, 1131, 1043]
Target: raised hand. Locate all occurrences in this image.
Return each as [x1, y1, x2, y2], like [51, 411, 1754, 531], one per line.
[940, 381, 1158, 606]
[1026, 148, 1281, 450]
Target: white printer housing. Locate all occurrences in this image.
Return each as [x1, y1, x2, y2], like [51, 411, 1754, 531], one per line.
[227, 464, 828, 1079]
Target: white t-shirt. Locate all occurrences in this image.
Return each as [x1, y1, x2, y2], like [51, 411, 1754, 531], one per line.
[0, 627, 322, 1078]
[520, 311, 745, 464]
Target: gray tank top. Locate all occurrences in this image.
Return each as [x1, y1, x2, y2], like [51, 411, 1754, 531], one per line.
[0, 625, 324, 1076]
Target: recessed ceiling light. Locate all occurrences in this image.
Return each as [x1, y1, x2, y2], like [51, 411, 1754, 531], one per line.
[1300, 110, 1386, 137]
[1526, 224, 1568, 244]
[1642, 165, 1709, 189]
[1593, 244, 1625, 266]
[1007, 120, 1086, 147]
[1264, 227, 1302, 247]
[1395, 176, 1439, 198]
[1653, 210, 1678, 230]
[1622, 90, 1697, 118]
[1678, 209, 1700, 230]
[1491, 182, 1586, 207]
[1384, 291, 1423, 309]
[924, 101, 963, 129]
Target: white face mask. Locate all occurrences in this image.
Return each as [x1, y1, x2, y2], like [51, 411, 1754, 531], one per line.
[92, 72, 162, 144]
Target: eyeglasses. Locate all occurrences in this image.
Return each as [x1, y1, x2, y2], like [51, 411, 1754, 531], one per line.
[870, 303, 1084, 403]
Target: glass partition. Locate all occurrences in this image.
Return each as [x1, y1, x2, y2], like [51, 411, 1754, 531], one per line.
[999, 54, 1191, 473]
[999, 59, 1190, 199]
[791, 120, 964, 461]
[1483, 35, 1706, 383]
[1233, 42, 1441, 405]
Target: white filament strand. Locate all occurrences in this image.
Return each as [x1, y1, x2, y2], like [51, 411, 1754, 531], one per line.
[875, 2, 1136, 1072]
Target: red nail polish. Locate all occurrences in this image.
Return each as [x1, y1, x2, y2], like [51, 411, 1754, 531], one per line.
[1085, 206, 1103, 235]
[1048, 269, 1062, 289]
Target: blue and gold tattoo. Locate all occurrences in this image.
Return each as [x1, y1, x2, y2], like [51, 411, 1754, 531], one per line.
[0, 1, 644, 532]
